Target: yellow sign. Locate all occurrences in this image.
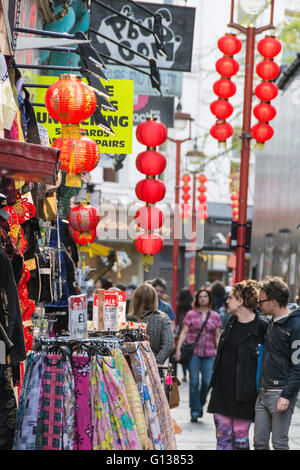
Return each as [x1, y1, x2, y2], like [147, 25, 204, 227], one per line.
[31, 75, 134, 154]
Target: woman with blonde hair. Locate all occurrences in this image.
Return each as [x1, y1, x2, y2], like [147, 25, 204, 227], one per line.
[128, 283, 174, 365]
[207, 280, 268, 450]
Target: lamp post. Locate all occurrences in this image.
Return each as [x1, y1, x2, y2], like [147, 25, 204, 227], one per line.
[228, 0, 275, 282]
[168, 110, 194, 315]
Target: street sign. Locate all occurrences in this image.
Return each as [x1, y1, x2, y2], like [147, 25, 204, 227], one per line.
[90, 1, 196, 72]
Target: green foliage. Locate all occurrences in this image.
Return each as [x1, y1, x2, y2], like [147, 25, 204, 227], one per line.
[277, 18, 300, 64]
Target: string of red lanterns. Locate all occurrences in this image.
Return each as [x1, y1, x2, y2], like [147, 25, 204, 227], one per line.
[230, 192, 239, 221]
[45, 75, 101, 187]
[134, 118, 167, 270]
[251, 36, 281, 149]
[181, 174, 191, 223]
[210, 34, 242, 147]
[197, 174, 208, 221]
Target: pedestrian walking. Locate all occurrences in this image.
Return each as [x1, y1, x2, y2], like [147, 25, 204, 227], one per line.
[127, 283, 174, 365]
[175, 288, 222, 422]
[207, 280, 268, 450]
[254, 276, 300, 450]
[210, 280, 229, 329]
[176, 288, 194, 381]
[151, 278, 176, 326]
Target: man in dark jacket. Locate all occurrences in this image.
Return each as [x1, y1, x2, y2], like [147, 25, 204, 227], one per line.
[254, 276, 300, 450]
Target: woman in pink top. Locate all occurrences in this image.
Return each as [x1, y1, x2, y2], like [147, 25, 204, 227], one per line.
[175, 289, 222, 422]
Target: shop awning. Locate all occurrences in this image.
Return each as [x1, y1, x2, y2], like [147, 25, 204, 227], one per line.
[0, 138, 59, 185]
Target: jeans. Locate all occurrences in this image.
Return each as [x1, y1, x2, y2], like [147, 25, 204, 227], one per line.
[254, 390, 297, 450]
[214, 413, 252, 450]
[188, 354, 215, 418]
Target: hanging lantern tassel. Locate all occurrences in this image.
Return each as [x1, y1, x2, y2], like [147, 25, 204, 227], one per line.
[143, 254, 153, 272]
[65, 143, 82, 187]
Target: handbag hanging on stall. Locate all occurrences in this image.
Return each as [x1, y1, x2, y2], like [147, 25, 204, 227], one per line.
[179, 311, 211, 365]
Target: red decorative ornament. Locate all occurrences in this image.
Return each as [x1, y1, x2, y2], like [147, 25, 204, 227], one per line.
[181, 193, 191, 202]
[70, 227, 97, 246]
[135, 206, 164, 230]
[135, 178, 166, 204]
[231, 192, 239, 201]
[216, 57, 239, 78]
[45, 74, 97, 124]
[256, 60, 280, 81]
[210, 120, 233, 142]
[134, 233, 164, 255]
[136, 150, 166, 176]
[182, 174, 191, 183]
[181, 183, 191, 192]
[198, 194, 207, 204]
[253, 102, 276, 122]
[198, 184, 207, 194]
[255, 81, 278, 101]
[210, 99, 234, 120]
[53, 125, 100, 183]
[198, 174, 207, 184]
[136, 120, 167, 147]
[218, 34, 242, 56]
[68, 203, 100, 232]
[257, 36, 282, 59]
[213, 79, 236, 99]
[251, 122, 274, 143]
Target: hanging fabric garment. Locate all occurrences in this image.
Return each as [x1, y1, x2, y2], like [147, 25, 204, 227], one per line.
[125, 342, 163, 450]
[62, 354, 75, 450]
[42, 354, 64, 450]
[90, 355, 142, 450]
[112, 348, 148, 450]
[100, 356, 142, 450]
[14, 351, 35, 447]
[13, 352, 44, 450]
[140, 343, 177, 450]
[90, 355, 115, 450]
[0, 249, 25, 366]
[72, 355, 93, 450]
[0, 365, 17, 450]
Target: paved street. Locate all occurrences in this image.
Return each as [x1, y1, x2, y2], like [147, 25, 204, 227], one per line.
[171, 374, 300, 451]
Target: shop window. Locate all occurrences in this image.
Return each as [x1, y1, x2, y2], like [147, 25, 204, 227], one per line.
[103, 168, 118, 183]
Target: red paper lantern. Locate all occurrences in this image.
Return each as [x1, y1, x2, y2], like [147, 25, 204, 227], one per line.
[181, 193, 191, 202]
[134, 233, 164, 255]
[198, 184, 207, 193]
[210, 100, 234, 120]
[218, 34, 242, 56]
[253, 102, 277, 122]
[136, 150, 166, 176]
[53, 134, 100, 174]
[231, 192, 239, 201]
[257, 36, 282, 59]
[255, 82, 278, 101]
[68, 203, 100, 232]
[135, 179, 166, 204]
[210, 121, 233, 142]
[251, 122, 274, 143]
[256, 60, 280, 81]
[198, 194, 207, 204]
[181, 184, 191, 192]
[182, 174, 191, 183]
[213, 79, 236, 99]
[136, 120, 167, 147]
[198, 174, 208, 184]
[231, 202, 239, 209]
[70, 227, 97, 246]
[216, 57, 239, 78]
[135, 206, 164, 230]
[45, 74, 97, 124]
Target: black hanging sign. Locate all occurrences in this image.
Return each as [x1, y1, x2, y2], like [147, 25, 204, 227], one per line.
[90, 1, 196, 72]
